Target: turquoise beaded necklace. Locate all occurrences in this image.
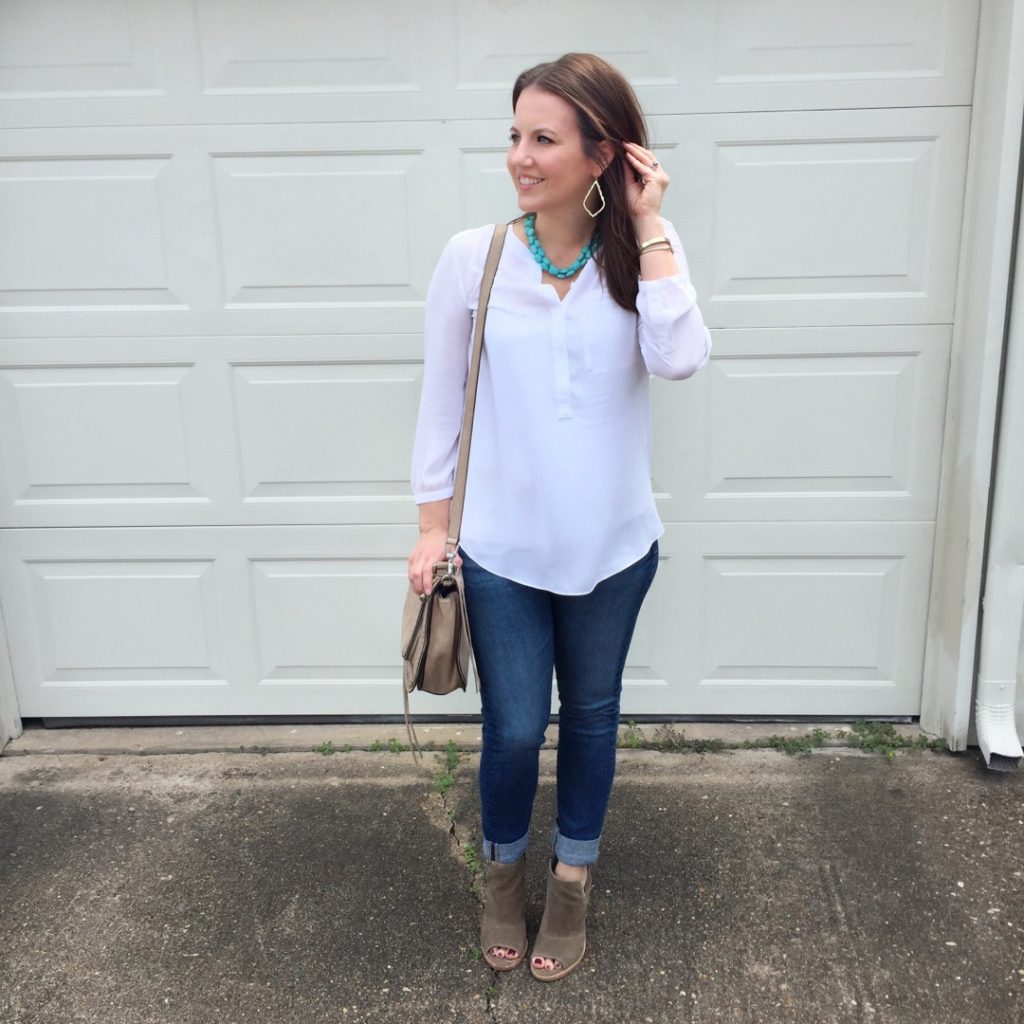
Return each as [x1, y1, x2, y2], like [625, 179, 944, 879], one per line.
[523, 213, 599, 279]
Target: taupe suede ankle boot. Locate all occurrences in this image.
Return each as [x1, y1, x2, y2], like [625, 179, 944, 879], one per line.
[530, 859, 593, 982]
[480, 857, 527, 971]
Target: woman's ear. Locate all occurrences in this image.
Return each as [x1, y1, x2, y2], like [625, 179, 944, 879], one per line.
[592, 139, 616, 177]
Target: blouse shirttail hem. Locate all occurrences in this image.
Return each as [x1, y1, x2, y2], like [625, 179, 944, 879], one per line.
[458, 523, 667, 598]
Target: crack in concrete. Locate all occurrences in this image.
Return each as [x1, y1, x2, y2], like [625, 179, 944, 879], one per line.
[420, 749, 504, 1019]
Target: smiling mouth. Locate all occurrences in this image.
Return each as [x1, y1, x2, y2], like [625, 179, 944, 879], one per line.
[518, 177, 544, 186]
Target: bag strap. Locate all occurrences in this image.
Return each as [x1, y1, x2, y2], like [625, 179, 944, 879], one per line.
[444, 222, 510, 556]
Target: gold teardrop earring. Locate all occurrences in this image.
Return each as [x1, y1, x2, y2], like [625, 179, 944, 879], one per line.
[583, 178, 606, 218]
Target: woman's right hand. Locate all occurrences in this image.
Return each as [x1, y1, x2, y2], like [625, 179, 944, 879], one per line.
[408, 525, 462, 596]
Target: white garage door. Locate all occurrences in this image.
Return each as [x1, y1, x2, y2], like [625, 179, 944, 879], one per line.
[0, 1, 978, 719]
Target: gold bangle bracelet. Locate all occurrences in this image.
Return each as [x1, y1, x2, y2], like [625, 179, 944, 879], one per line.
[638, 235, 670, 252]
[639, 242, 673, 255]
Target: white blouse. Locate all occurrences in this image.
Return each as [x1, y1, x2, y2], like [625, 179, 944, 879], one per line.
[410, 218, 711, 595]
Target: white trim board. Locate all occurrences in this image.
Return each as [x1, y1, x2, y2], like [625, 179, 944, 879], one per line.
[921, 0, 1024, 749]
[0, 596, 22, 751]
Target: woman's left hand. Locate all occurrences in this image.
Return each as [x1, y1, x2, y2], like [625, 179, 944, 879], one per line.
[622, 141, 668, 221]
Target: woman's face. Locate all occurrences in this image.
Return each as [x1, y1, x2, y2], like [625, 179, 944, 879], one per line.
[507, 85, 603, 218]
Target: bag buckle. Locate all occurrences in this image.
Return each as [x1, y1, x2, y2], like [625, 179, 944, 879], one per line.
[432, 553, 457, 584]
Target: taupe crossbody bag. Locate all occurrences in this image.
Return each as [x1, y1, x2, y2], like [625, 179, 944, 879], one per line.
[401, 222, 509, 756]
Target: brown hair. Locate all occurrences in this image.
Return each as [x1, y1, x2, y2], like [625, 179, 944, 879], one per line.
[513, 53, 648, 313]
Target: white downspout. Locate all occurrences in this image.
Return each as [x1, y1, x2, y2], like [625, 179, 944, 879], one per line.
[976, 568, 1024, 770]
[975, 173, 1024, 772]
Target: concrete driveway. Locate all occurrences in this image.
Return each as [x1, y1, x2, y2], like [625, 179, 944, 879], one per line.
[0, 725, 1021, 1023]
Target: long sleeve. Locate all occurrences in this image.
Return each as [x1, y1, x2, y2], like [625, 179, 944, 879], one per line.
[636, 219, 713, 380]
[410, 232, 474, 504]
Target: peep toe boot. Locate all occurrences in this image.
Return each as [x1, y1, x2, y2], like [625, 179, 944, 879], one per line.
[480, 857, 527, 971]
[530, 859, 593, 982]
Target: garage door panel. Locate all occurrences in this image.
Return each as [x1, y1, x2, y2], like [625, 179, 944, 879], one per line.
[0, 349, 437, 529]
[233, 360, 421, 506]
[657, 107, 970, 327]
[621, 522, 933, 715]
[195, 2, 416, 97]
[201, 123, 460, 323]
[0, 336, 431, 528]
[26, 556, 226, 687]
[2, 521, 931, 719]
[653, 325, 950, 522]
[0, 153, 192, 312]
[212, 149, 427, 308]
[0, 0, 169, 126]
[1, 112, 969, 336]
[184, 0, 451, 127]
[698, 0, 978, 111]
[0, 1, 978, 128]
[252, 556, 405, 684]
[5, 549, 238, 719]
[451, 0, 978, 117]
[0, 525, 431, 718]
[0, 122, 461, 338]
[0, 360, 216, 510]
[450, 0, 679, 103]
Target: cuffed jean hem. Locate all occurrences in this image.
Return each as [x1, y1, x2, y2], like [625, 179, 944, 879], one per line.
[481, 829, 529, 865]
[551, 824, 601, 866]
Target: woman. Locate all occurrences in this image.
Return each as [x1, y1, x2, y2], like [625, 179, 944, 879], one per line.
[408, 52, 711, 981]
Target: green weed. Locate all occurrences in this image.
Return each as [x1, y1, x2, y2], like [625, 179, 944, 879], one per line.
[619, 720, 645, 749]
[650, 724, 727, 754]
[844, 719, 948, 758]
[462, 841, 483, 878]
[434, 740, 460, 795]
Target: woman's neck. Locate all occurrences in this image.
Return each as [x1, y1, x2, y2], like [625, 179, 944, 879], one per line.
[531, 208, 596, 253]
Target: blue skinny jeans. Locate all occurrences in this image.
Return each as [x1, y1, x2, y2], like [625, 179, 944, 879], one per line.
[459, 540, 659, 866]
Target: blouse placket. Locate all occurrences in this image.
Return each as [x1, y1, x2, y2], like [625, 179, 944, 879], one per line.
[550, 301, 573, 420]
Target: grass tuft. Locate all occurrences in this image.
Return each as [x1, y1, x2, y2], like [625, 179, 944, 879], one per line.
[434, 739, 460, 794]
